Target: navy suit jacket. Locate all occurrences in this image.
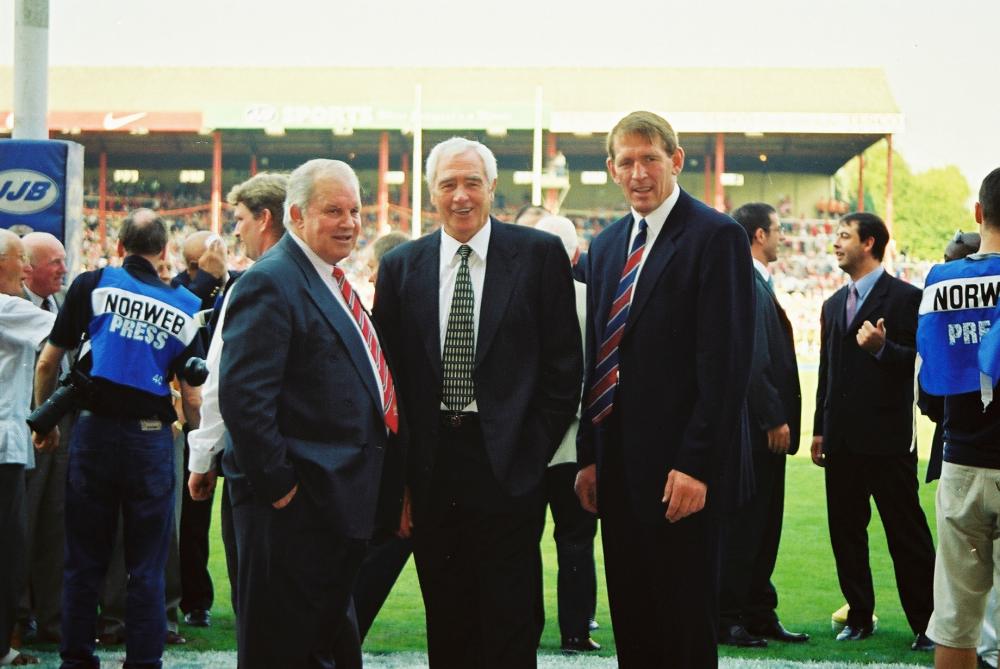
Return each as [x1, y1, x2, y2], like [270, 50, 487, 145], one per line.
[748, 270, 801, 454]
[577, 189, 756, 522]
[813, 271, 920, 456]
[373, 218, 582, 514]
[219, 234, 394, 540]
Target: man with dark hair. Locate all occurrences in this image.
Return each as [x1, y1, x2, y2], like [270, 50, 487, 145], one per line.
[811, 211, 935, 650]
[575, 111, 755, 667]
[920, 167, 1000, 669]
[33, 208, 205, 669]
[719, 203, 808, 648]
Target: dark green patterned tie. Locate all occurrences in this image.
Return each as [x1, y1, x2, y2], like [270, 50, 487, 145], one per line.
[442, 244, 476, 410]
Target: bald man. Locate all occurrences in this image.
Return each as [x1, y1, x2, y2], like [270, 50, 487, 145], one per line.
[170, 230, 229, 311]
[17, 233, 69, 645]
[170, 230, 228, 626]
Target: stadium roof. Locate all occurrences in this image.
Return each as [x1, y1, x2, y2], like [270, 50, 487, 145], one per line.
[0, 66, 902, 174]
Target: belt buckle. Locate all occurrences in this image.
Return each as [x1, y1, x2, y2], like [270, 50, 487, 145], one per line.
[449, 413, 463, 429]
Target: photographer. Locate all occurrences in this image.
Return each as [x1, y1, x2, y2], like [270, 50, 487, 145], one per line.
[32, 209, 204, 669]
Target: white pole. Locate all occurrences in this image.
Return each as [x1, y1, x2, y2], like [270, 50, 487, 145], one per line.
[411, 84, 423, 239]
[12, 0, 49, 139]
[531, 85, 543, 207]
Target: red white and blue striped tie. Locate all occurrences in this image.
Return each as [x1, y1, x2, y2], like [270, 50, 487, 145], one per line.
[584, 218, 647, 425]
[332, 266, 399, 434]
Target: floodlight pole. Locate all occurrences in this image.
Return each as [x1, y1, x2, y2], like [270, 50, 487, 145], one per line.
[713, 133, 726, 212]
[12, 0, 49, 139]
[411, 85, 423, 240]
[98, 152, 107, 245]
[885, 135, 894, 234]
[531, 86, 543, 207]
[211, 131, 222, 234]
[857, 152, 865, 213]
[377, 131, 390, 234]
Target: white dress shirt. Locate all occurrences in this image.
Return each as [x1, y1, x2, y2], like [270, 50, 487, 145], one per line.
[0, 295, 56, 469]
[438, 219, 491, 411]
[626, 185, 681, 297]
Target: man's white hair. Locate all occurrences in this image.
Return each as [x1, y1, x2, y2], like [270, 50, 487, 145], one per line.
[284, 159, 361, 228]
[0, 228, 19, 256]
[535, 215, 579, 261]
[425, 137, 498, 188]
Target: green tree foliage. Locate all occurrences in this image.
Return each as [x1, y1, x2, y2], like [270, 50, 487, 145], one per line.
[835, 140, 972, 260]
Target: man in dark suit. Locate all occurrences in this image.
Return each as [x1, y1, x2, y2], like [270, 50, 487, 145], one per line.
[219, 159, 399, 669]
[18, 232, 68, 645]
[374, 137, 582, 668]
[574, 111, 755, 668]
[811, 212, 935, 650]
[719, 203, 808, 647]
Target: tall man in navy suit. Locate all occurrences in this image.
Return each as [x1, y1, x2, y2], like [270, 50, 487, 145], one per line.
[374, 137, 581, 668]
[219, 159, 400, 669]
[719, 203, 808, 647]
[811, 212, 935, 650]
[575, 111, 755, 668]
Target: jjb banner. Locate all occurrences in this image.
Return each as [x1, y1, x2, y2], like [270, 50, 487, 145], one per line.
[917, 254, 1000, 405]
[0, 139, 84, 274]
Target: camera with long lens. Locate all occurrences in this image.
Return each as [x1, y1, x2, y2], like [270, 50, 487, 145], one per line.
[27, 356, 210, 436]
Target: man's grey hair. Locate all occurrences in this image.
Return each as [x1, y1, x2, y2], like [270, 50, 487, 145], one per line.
[284, 159, 361, 228]
[425, 137, 498, 188]
[21, 231, 64, 263]
[535, 215, 580, 260]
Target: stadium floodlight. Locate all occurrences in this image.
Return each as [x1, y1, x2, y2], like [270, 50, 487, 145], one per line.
[720, 172, 745, 187]
[513, 171, 534, 185]
[113, 170, 139, 184]
[264, 126, 285, 137]
[486, 126, 507, 137]
[385, 171, 405, 185]
[580, 171, 608, 185]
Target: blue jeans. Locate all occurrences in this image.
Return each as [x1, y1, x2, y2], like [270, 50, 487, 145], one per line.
[60, 412, 174, 669]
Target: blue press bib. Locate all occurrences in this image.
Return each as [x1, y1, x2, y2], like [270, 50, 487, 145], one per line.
[87, 267, 200, 396]
[917, 255, 1000, 397]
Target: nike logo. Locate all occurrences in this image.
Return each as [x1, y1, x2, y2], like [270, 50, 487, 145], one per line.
[103, 111, 147, 130]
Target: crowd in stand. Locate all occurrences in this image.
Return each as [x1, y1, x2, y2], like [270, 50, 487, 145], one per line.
[79, 186, 932, 361]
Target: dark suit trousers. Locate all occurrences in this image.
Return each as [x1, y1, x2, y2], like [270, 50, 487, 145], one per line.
[825, 450, 935, 633]
[719, 448, 785, 630]
[600, 448, 720, 669]
[541, 462, 597, 640]
[413, 416, 543, 669]
[179, 439, 214, 614]
[0, 465, 27, 658]
[19, 414, 70, 640]
[232, 492, 366, 669]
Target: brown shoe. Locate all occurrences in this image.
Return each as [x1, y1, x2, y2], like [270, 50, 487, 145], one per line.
[165, 630, 188, 645]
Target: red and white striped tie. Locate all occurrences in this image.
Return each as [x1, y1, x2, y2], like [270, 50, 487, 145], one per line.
[332, 266, 399, 434]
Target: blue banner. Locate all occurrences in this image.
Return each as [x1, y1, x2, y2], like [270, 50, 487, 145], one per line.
[0, 139, 85, 273]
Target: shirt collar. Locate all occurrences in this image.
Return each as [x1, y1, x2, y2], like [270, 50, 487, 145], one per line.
[288, 229, 337, 279]
[441, 217, 492, 264]
[22, 284, 44, 306]
[630, 185, 681, 236]
[752, 257, 771, 281]
[849, 265, 884, 300]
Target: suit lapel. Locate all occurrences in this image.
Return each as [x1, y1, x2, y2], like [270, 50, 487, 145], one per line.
[281, 235, 382, 410]
[624, 191, 688, 335]
[476, 219, 519, 368]
[411, 232, 443, 386]
[594, 215, 631, 338]
[757, 270, 794, 341]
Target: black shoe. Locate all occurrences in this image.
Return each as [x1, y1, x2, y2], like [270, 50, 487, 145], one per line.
[16, 617, 38, 645]
[749, 620, 810, 643]
[183, 609, 211, 627]
[165, 630, 188, 645]
[836, 624, 874, 641]
[561, 636, 601, 653]
[719, 624, 768, 648]
[911, 632, 935, 651]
